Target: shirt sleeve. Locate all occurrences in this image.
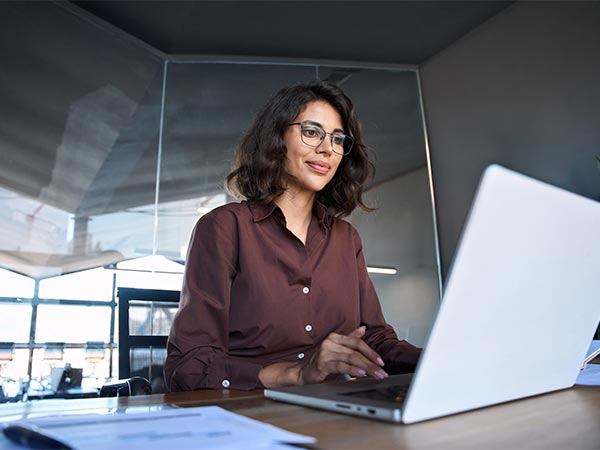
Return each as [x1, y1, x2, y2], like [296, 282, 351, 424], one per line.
[164, 208, 265, 391]
[351, 227, 423, 374]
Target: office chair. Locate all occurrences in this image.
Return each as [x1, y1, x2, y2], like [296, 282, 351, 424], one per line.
[117, 288, 180, 394]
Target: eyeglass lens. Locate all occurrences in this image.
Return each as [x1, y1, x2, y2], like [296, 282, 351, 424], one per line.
[299, 122, 353, 155]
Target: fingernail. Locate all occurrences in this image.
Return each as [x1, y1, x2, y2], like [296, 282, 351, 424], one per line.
[356, 369, 366, 377]
[374, 370, 388, 380]
[377, 357, 384, 366]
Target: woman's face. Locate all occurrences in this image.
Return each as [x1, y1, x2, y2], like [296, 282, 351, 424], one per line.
[281, 100, 344, 197]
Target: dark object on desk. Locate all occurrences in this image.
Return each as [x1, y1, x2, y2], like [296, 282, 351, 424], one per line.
[50, 365, 82, 393]
[3, 424, 74, 450]
[117, 287, 179, 394]
[25, 365, 90, 400]
[99, 376, 152, 397]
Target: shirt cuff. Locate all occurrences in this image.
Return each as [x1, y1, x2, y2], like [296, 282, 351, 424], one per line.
[206, 352, 266, 390]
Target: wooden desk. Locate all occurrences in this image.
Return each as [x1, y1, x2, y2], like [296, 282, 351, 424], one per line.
[1, 386, 599, 449]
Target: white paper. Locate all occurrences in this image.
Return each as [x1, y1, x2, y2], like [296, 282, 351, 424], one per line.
[2, 405, 315, 450]
[576, 363, 600, 386]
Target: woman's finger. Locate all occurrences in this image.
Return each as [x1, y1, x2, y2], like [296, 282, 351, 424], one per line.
[348, 326, 366, 338]
[318, 348, 388, 380]
[329, 332, 384, 367]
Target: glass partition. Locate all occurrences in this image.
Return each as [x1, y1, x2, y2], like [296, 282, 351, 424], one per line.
[0, 2, 164, 279]
[157, 62, 440, 346]
[0, 1, 440, 389]
[0, 1, 163, 388]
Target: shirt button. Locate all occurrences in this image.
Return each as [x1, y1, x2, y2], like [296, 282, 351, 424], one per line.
[305, 324, 312, 332]
[302, 286, 310, 294]
[298, 353, 305, 359]
[221, 379, 230, 388]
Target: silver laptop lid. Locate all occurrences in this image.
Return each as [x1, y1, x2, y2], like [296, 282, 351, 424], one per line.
[402, 164, 600, 423]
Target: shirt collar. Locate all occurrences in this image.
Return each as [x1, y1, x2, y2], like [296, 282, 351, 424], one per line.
[248, 201, 279, 223]
[247, 200, 333, 229]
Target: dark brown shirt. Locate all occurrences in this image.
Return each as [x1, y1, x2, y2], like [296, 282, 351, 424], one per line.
[165, 200, 421, 391]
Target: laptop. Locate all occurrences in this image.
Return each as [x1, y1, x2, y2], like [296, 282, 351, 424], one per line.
[265, 164, 600, 424]
[50, 365, 83, 393]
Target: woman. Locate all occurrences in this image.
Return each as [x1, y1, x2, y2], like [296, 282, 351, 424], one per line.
[164, 81, 421, 391]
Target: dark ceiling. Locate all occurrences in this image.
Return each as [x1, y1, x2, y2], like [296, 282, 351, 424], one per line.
[72, 0, 514, 64]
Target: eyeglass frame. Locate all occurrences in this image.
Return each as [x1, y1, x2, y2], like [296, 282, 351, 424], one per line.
[288, 121, 354, 156]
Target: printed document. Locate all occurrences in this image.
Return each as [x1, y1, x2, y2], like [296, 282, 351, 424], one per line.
[0, 405, 315, 450]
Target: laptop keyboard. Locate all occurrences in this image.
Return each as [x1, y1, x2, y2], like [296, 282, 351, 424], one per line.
[341, 383, 409, 404]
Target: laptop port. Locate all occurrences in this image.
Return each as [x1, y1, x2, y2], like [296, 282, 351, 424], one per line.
[335, 403, 351, 409]
[367, 408, 376, 415]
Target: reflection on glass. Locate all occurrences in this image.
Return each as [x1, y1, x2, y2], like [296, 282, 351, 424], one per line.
[0, 1, 163, 279]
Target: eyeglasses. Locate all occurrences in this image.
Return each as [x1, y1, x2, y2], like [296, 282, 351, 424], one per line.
[288, 121, 354, 156]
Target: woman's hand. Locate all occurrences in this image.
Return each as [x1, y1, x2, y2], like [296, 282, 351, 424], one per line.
[297, 326, 388, 384]
[258, 326, 388, 387]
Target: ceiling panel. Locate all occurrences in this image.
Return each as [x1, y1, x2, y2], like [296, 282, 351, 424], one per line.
[72, 0, 514, 64]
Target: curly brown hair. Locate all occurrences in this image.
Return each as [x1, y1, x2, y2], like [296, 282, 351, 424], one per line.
[226, 81, 374, 218]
